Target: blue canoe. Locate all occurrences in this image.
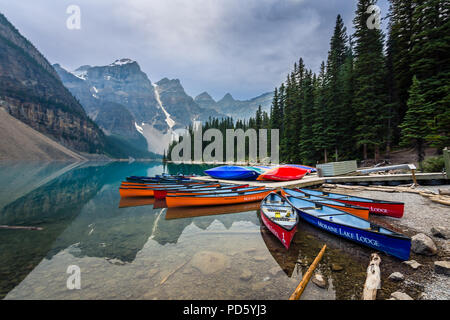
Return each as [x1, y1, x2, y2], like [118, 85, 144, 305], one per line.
[204, 166, 261, 181]
[284, 195, 411, 260]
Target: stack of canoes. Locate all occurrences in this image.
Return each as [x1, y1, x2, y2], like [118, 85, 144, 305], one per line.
[260, 188, 411, 260]
[126, 174, 194, 183]
[204, 165, 316, 181]
[120, 180, 221, 198]
[119, 175, 275, 207]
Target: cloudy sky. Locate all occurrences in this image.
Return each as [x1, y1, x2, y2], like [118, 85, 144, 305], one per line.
[0, 0, 389, 100]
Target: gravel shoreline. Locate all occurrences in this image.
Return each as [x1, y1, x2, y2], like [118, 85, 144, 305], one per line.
[322, 185, 450, 300]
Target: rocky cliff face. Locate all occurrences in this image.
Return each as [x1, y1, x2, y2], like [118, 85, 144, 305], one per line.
[0, 13, 107, 154]
[54, 62, 161, 154]
[194, 92, 219, 112]
[155, 78, 224, 128]
[75, 59, 168, 132]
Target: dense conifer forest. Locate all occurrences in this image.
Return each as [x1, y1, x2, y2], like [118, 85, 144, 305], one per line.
[167, 0, 449, 167]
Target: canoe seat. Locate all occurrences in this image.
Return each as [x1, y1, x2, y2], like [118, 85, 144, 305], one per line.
[299, 207, 318, 211]
[272, 217, 297, 222]
[317, 213, 347, 218]
[266, 208, 289, 213]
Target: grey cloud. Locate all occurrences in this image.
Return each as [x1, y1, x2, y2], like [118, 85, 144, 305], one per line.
[0, 0, 390, 100]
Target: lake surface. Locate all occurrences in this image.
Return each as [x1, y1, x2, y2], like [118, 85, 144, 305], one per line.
[0, 161, 397, 300]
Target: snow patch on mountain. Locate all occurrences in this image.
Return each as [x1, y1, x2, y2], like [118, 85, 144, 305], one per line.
[110, 59, 135, 66]
[134, 122, 144, 135]
[152, 83, 176, 129]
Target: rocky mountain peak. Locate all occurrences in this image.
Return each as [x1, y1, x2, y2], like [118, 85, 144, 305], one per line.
[109, 58, 135, 67]
[195, 92, 216, 103]
[156, 78, 184, 92]
[219, 93, 235, 103]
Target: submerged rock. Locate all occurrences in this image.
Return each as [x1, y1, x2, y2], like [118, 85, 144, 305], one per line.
[269, 267, 283, 277]
[239, 269, 253, 281]
[411, 233, 437, 256]
[312, 273, 327, 288]
[403, 260, 422, 269]
[388, 272, 404, 282]
[331, 263, 344, 272]
[434, 261, 450, 276]
[390, 291, 413, 300]
[253, 256, 267, 262]
[191, 251, 230, 275]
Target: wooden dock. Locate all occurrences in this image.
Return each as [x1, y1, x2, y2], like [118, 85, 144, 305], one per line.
[193, 172, 448, 189]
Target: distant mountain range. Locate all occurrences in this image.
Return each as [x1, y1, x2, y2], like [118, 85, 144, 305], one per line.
[0, 11, 273, 158]
[55, 60, 273, 155]
[195, 91, 274, 120]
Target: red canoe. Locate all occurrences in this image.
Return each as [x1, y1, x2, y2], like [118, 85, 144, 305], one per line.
[260, 192, 299, 250]
[298, 188, 405, 218]
[257, 166, 308, 181]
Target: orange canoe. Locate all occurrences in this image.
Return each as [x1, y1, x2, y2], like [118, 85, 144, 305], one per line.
[165, 188, 275, 208]
[119, 183, 221, 197]
[281, 188, 370, 220]
[164, 184, 256, 196]
[166, 202, 261, 220]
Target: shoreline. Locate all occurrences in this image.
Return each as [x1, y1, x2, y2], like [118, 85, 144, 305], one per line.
[321, 185, 450, 300]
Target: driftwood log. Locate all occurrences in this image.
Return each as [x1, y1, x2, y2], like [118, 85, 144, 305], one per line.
[362, 253, 381, 300]
[160, 260, 190, 285]
[0, 225, 43, 231]
[289, 244, 327, 300]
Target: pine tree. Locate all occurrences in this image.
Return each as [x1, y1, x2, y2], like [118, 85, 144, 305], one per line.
[386, 0, 415, 145]
[324, 15, 351, 161]
[299, 70, 316, 164]
[312, 62, 328, 163]
[410, 0, 450, 149]
[353, 0, 389, 161]
[399, 76, 430, 168]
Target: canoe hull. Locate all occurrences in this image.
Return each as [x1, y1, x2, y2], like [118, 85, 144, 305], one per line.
[257, 166, 308, 181]
[204, 166, 260, 181]
[167, 186, 263, 197]
[295, 209, 411, 260]
[261, 209, 297, 250]
[299, 188, 404, 218]
[153, 184, 245, 199]
[333, 199, 404, 218]
[166, 190, 273, 207]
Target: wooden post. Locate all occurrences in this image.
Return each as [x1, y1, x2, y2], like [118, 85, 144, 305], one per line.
[362, 253, 381, 300]
[411, 169, 418, 186]
[444, 148, 450, 179]
[289, 244, 327, 300]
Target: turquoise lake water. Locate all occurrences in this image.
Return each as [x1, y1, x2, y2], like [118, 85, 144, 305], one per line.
[0, 161, 399, 300]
